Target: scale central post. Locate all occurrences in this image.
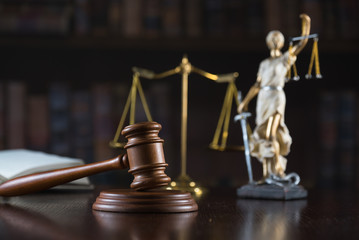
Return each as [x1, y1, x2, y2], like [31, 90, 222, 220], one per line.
[180, 57, 190, 182]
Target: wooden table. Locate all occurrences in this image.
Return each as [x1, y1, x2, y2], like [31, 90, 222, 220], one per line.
[0, 187, 358, 240]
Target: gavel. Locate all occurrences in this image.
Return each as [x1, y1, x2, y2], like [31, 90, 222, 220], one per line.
[0, 122, 198, 213]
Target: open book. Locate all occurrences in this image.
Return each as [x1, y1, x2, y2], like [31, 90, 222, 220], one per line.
[0, 149, 92, 189]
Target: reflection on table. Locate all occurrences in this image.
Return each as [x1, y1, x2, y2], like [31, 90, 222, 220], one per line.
[237, 199, 307, 240]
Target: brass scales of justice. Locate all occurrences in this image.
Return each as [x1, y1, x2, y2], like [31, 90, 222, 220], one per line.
[109, 55, 240, 196]
[286, 33, 322, 81]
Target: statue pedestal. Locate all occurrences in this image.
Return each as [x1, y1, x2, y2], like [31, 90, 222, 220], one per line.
[237, 184, 307, 200]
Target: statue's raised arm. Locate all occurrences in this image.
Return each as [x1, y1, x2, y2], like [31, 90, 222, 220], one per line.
[290, 14, 311, 56]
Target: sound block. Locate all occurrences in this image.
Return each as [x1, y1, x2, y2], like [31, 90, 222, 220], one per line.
[92, 189, 198, 213]
[237, 184, 307, 200]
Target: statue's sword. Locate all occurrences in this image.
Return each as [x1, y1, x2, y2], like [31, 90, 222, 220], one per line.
[234, 111, 254, 184]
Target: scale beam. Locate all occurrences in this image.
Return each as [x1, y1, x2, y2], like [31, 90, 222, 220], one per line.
[289, 33, 318, 42]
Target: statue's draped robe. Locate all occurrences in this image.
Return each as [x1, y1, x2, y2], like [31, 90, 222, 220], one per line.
[250, 51, 296, 173]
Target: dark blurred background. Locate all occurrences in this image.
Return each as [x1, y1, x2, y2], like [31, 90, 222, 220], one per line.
[0, 0, 358, 191]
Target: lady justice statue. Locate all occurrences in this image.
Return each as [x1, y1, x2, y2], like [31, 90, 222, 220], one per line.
[236, 14, 311, 199]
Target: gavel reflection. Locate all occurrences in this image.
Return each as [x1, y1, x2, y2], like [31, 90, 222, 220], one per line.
[0, 204, 82, 240]
[93, 211, 198, 240]
[0, 122, 198, 213]
[0, 203, 197, 240]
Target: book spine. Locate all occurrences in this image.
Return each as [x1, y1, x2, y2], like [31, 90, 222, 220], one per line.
[225, 0, 245, 37]
[6, 81, 26, 149]
[162, 0, 182, 38]
[357, 93, 359, 190]
[74, 0, 90, 36]
[318, 91, 338, 189]
[0, 2, 71, 35]
[280, 0, 300, 37]
[338, 91, 356, 188]
[0, 82, 4, 150]
[123, 0, 143, 38]
[108, 0, 123, 35]
[338, 0, 359, 39]
[143, 0, 162, 38]
[49, 82, 71, 157]
[301, 0, 323, 35]
[322, 0, 339, 40]
[264, 0, 282, 33]
[204, 0, 225, 36]
[184, 0, 202, 37]
[90, 0, 109, 36]
[27, 95, 50, 152]
[246, 0, 264, 38]
[92, 83, 115, 161]
[71, 90, 93, 163]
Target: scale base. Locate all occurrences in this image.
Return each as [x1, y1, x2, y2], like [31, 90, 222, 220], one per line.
[237, 183, 308, 200]
[92, 189, 198, 213]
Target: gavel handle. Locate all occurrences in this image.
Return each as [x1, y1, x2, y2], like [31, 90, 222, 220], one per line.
[0, 154, 127, 197]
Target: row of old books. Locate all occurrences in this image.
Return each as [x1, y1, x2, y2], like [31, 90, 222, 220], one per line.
[318, 90, 358, 190]
[0, 0, 357, 40]
[0, 79, 174, 185]
[0, 81, 134, 165]
[0, 0, 72, 36]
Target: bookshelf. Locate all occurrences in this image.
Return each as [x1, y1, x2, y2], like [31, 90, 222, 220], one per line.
[0, 0, 358, 189]
[1, 37, 359, 53]
[0, 0, 358, 44]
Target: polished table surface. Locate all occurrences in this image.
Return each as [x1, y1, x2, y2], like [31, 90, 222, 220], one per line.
[0, 187, 358, 240]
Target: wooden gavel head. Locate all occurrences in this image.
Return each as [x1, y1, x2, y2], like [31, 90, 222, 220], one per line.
[94, 121, 198, 213]
[121, 122, 171, 191]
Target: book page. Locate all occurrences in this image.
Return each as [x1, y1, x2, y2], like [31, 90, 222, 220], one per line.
[0, 175, 6, 184]
[0, 149, 90, 185]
